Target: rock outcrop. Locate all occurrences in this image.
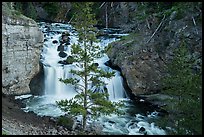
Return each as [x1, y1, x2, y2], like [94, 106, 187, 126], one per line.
[107, 4, 202, 102]
[2, 2, 44, 95]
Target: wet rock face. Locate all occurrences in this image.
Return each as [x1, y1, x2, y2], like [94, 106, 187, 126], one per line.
[2, 5, 44, 95]
[58, 51, 67, 58]
[60, 31, 71, 45]
[52, 40, 58, 44]
[57, 32, 71, 58]
[108, 41, 164, 96]
[29, 62, 45, 95]
[57, 45, 65, 51]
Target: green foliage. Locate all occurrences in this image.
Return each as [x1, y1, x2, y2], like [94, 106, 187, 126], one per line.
[13, 2, 37, 21]
[134, 2, 201, 22]
[43, 2, 60, 19]
[24, 3, 37, 20]
[13, 2, 23, 13]
[104, 43, 113, 55]
[159, 2, 191, 20]
[57, 2, 124, 131]
[57, 90, 124, 118]
[2, 130, 8, 135]
[65, 7, 75, 21]
[66, 56, 75, 64]
[161, 40, 202, 135]
[3, 2, 21, 17]
[134, 2, 173, 21]
[119, 33, 138, 41]
[2, 2, 13, 16]
[57, 116, 74, 130]
[13, 10, 22, 17]
[134, 3, 148, 21]
[92, 2, 103, 25]
[171, 2, 201, 19]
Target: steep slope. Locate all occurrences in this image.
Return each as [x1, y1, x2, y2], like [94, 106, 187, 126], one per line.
[107, 3, 202, 105]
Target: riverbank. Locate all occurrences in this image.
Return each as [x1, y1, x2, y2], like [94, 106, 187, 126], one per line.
[2, 93, 167, 135]
[2, 94, 77, 135]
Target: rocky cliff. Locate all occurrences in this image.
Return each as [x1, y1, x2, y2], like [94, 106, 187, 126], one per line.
[2, 3, 44, 95]
[107, 3, 202, 105]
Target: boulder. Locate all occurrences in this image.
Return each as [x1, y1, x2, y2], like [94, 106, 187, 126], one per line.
[52, 40, 58, 44]
[58, 51, 67, 58]
[139, 127, 145, 132]
[139, 127, 147, 135]
[60, 32, 70, 44]
[57, 45, 65, 51]
[58, 60, 67, 65]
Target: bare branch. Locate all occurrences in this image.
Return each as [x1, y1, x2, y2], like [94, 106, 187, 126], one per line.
[99, 2, 106, 9]
[111, 2, 114, 7]
[192, 16, 198, 35]
[146, 19, 150, 29]
[146, 15, 166, 44]
[65, 9, 70, 18]
[192, 16, 197, 26]
[68, 14, 75, 24]
[105, 4, 108, 28]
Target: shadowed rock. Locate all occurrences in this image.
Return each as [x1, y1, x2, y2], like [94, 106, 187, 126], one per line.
[57, 45, 64, 51]
[139, 127, 145, 132]
[58, 51, 67, 58]
[52, 40, 58, 44]
[139, 127, 147, 135]
[58, 60, 67, 65]
[60, 31, 71, 44]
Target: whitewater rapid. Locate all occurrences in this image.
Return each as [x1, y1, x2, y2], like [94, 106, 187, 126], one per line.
[15, 22, 166, 135]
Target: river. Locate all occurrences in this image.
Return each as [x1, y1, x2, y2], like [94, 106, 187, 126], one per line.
[15, 22, 166, 135]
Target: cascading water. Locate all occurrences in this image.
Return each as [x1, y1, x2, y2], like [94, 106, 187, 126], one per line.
[15, 22, 166, 135]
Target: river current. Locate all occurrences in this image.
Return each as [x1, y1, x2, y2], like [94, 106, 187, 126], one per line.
[15, 22, 166, 135]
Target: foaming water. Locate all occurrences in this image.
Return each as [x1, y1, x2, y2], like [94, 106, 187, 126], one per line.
[93, 98, 166, 135]
[15, 22, 166, 135]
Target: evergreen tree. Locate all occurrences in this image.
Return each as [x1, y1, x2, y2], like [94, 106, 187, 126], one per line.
[56, 2, 124, 132]
[161, 39, 202, 135]
[13, 2, 37, 20]
[24, 2, 37, 20]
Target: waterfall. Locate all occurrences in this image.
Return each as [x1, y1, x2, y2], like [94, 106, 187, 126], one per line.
[106, 71, 127, 100]
[14, 22, 166, 135]
[43, 65, 77, 99]
[40, 22, 127, 101]
[43, 64, 127, 100]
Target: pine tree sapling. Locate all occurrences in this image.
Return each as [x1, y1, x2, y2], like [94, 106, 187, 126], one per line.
[161, 40, 202, 135]
[56, 2, 124, 131]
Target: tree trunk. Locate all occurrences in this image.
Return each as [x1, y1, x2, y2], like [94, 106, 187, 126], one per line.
[105, 4, 108, 28]
[83, 38, 88, 131]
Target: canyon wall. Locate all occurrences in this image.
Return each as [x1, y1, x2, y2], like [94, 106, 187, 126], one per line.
[2, 2, 44, 95]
